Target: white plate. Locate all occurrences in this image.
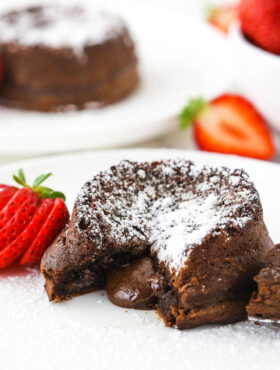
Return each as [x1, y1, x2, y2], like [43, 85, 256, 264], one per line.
[0, 2, 232, 155]
[0, 148, 279, 370]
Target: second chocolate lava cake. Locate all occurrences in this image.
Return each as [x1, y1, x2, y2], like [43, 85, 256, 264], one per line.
[0, 5, 138, 111]
[41, 159, 273, 329]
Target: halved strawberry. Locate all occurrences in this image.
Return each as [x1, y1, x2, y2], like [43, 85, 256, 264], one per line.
[208, 5, 237, 34]
[180, 94, 276, 160]
[0, 169, 68, 269]
[20, 198, 69, 266]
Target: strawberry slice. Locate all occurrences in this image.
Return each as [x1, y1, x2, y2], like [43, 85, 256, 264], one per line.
[0, 199, 54, 269]
[0, 185, 18, 212]
[180, 94, 276, 160]
[20, 197, 69, 266]
[0, 188, 38, 230]
[0, 190, 40, 251]
[208, 5, 237, 34]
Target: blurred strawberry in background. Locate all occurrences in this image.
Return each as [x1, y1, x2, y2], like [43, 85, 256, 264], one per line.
[208, 4, 238, 34]
[239, 0, 280, 55]
[180, 94, 276, 160]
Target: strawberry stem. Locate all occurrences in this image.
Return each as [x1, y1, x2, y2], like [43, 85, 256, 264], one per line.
[13, 169, 66, 201]
[179, 97, 207, 129]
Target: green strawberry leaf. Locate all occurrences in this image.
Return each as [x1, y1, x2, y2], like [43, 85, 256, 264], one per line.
[13, 169, 66, 201]
[13, 169, 29, 187]
[33, 173, 52, 188]
[36, 186, 53, 199]
[49, 191, 66, 201]
[179, 98, 207, 129]
[18, 168, 26, 183]
[37, 186, 66, 201]
[13, 174, 27, 188]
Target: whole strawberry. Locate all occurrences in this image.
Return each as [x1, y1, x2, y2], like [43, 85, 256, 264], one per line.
[0, 169, 69, 268]
[239, 0, 280, 55]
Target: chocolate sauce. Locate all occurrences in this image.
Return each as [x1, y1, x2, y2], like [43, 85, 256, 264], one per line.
[106, 257, 163, 309]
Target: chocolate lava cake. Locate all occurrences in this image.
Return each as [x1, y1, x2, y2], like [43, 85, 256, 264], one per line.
[41, 159, 273, 329]
[0, 5, 139, 111]
[247, 244, 280, 323]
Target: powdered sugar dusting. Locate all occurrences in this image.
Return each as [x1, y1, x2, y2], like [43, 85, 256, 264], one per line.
[0, 5, 127, 52]
[151, 194, 223, 269]
[76, 159, 260, 272]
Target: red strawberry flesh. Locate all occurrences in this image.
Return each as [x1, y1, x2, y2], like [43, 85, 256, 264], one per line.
[0, 192, 40, 251]
[0, 198, 55, 269]
[0, 185, 18, 212]
[0, 170, 69, 269]
[0, 188, 38, 229]
[20, 197, 69, 266]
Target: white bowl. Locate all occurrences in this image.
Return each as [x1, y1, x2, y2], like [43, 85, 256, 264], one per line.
[230, 24, 280, 131]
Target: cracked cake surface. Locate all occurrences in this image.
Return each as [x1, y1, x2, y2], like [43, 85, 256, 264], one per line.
[75, 159, 259, 272]
[41, 159, 273, 329]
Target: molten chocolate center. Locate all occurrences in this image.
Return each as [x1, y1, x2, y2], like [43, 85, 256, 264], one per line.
[106, 257, 163, 309]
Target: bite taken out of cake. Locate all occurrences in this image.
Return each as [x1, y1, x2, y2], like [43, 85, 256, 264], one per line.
[41, 159, 274, 329]
[0, 5, 139, 112]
